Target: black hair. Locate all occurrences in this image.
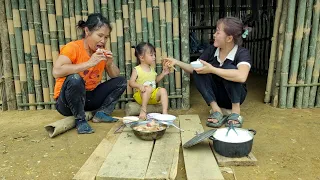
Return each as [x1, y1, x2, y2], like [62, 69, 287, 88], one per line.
[77, 13, 112, 38]
[134, 42, 156, 65]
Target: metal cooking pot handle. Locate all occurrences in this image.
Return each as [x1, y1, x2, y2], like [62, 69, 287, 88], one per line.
[209, 136, 215, 140]
[248, 129, 257, 135]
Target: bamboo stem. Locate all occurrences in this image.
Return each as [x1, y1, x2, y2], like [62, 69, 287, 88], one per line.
[63, 0, 71, 43]
[135, 0, 142, 43]
[146, 0, 154, 44]
[141, 0, 148, 42]
[81, 0, 88, 21]
[159, 0, 169, 92]
[153, 0, 162, 87]
[69, 0, 77, 41]
[0, 0, 17, 110]
[55, 0, 65, 48]
[75, 0, 82, 39]
[94, 0, 100, 13]
[128, 0, 136, 68]
[88, 0, 94, 14]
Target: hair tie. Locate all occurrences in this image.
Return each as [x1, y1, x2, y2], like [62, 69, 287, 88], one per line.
[242, 29, 249, 38]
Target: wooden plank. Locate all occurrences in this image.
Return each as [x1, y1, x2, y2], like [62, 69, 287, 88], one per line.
[179, 115, 224, 180]
[73, 121, 123, 180]
[96, 128, 154, 180]
[211, 147, 258, 167]
[145, 118, 181, 180]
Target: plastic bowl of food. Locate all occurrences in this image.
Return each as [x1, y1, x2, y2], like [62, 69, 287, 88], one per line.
[190, 60, 203, 68]
[130, 121, 167, 141]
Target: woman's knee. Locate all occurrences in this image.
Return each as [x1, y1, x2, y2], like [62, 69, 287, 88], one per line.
[114, 76, 127, 88]
[65, 74, 85, 88]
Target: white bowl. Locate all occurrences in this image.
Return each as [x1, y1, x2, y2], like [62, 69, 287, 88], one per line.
[152, 114, 176, 121]
[190, 60, 203, 68]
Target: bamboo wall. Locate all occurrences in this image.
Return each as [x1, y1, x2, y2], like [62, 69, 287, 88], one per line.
[265, 0, 320, 109]
[0, 0, 190, 111]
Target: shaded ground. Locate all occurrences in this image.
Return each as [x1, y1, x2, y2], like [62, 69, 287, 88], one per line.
[1, 74, 320, 180]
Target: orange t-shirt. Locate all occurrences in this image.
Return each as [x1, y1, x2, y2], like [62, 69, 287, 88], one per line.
[53, 39, 106, 99]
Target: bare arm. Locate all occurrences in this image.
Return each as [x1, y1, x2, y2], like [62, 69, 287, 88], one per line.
[162, 57, 194, 74]
[105, 62, 120, 78]
[129, 69, 143, 89]
[52, 55, 92, 78]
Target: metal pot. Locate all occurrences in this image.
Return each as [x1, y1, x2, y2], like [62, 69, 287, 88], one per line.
[209, 128, 256, 157]
[130, 121, 168, 141]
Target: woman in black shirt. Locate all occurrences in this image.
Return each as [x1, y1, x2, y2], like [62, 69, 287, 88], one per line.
[163, 17, 251, 128]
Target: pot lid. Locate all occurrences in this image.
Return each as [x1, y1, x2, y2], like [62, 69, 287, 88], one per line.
[183, 129, 217, 148]
[213, 128, 255, 143]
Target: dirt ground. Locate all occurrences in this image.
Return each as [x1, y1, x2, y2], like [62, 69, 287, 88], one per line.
[1, 74, 320, 180]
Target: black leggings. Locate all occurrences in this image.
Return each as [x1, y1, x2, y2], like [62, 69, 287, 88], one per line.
[192, 64, 247, 109]
[55, 74, 127, 120]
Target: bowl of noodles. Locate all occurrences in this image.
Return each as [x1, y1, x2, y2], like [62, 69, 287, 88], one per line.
[130, 120, 168, 141]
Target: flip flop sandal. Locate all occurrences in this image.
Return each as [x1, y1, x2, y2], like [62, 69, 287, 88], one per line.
[225, 113, 244, 128]
[206, 111, 227, 128]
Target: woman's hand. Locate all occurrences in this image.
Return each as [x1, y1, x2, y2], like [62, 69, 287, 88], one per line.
[162, 57, 178, 68]
[194, 60, 214, 74]
[87, 50, 108, 67]
[102, 49, 114, 67]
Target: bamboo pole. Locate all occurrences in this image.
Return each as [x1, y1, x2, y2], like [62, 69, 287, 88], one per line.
[123, 0, 133, 100]
[0, 0, 17, 110]
[32, 0, 51, 109]
[75, 0, 82, 39]
[166, 0, 176, 109]
[47, 0, 59, 64]
[101, 0, 108, 19]
[88, 0, 94, 14]
[279, 0, 296, 108]
[55, 0, 65, 48]
[146, 0, 154, 45]
[286, 0, 307, 108]
[40, 0, 55, 110]
[141, 0, 148, 42]
[153, 0, 163, 87]
[19, 0, 36, 110]
[180, 0, 190, 109]
[128, 0, 136, 68]
[135, 0, 142, 43]
[172, 0, 181, 108]
[63, 0, 71, 43]
[309, 25, 320, 107]
[12, 0, 28, 110]
[271, 0, 288, 107]
[94, 0, 100, 13]
[69, 0, 77, 41]
[316, 86, 320, 107]
[26, 0, 44, 110]
[303, 0, 320, 108]
[81, 0, 88, 21]
[159, 0, 169, 92]
[115, 0, 125, 109]
[295, 0, 314, 108]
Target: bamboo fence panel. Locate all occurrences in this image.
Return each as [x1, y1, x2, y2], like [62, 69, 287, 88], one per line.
[55, 0, 65, 48]
[19, 0, 36, 110]
[0, 0, 16, 110]
[26, 0, 44, 110]
[141, 0, 148, 42]
[12, 0, 29, 110]
[286, 0, 307, 108]
[294, 0, 314, 108]
[135, 0, 142, 43]
[32, 0, 51, 109]
[69, 0, 77, 41]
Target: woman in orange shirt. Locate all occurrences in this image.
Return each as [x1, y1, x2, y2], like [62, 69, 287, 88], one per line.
[53, 13, 126, 134]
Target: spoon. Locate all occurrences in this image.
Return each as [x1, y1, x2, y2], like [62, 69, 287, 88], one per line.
[159, 121, 184, 132]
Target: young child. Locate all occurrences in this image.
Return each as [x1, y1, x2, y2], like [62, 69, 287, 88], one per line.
[129, 42, 170, 119]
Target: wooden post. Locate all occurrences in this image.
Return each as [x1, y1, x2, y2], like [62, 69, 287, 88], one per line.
[0, 0, 17, 110]
[26, 0, 44, 110]
[295, 0, 314, 108]
[32, 0, 51, 109]
[286, 0, 307, 108]
[180, 0, 190, 109]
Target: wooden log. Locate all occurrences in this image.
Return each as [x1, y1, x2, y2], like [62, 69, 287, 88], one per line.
[122, 0, 133, 100]
[141, 0, 148, 42]
[271, 0, 288, 107]
[286, 0, 307, 108]
[172, 0, 181, 109]
[81, 0, 88, 21]
[146, 0, 154, 45]
[19, 0, 36, 110]
[63, 0, 71, 43]
[69, 0, 77, 41]
[180, 0, 190, 109]
[0, 0, 17, 110]
[166, 0, 176, 109]
[295, 0, 314, 108]
[94, 0, 100, 13]
[302, 0, 320, 108]
[75, 0, 82, 39]
[135, 0, 143, 43]
[12, 0, 28, 110]
[32, 0, 51, 109]
[26, 0, 44, 110]
[44, 112, 93, 138]
[40, 0, 55, 110]
[55, 0, 65, 48]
